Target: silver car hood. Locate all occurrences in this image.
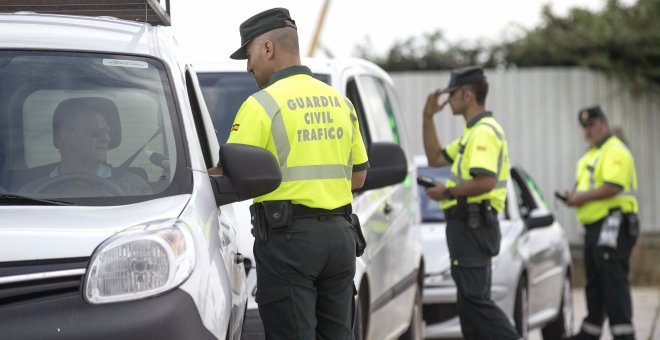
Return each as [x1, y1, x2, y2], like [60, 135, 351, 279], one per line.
[0, 195, 190, 262]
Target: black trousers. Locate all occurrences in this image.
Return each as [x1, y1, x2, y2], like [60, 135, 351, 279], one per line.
[254, 214, 356, 340]
[446, 217, 520, 340]
[574, 213, 638, 340]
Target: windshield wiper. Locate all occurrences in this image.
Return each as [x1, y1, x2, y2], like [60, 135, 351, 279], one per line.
[0, 194, 74, 206]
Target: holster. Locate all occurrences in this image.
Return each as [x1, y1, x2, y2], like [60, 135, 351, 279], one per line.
[348, 213, 367, 257]
[480, 200, 497, 228]
[249, 203, 268, 244]
[626, 213, 640, 238]
[262, 201, 292, 229]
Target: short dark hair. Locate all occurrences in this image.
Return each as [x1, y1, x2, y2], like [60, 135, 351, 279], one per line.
[466, 80, 488, 105]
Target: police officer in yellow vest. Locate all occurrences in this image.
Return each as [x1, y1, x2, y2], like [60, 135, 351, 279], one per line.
[562, 106, 639, 340]
[422, 66, 521, 340]
[218, 7, 369, 340]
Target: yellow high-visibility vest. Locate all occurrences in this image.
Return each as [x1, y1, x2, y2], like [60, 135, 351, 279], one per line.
[575, 135, 638, 225]
[440, 112, 509, 212]
[227, 66, 369, 209]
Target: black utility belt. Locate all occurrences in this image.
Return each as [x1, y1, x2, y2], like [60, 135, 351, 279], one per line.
[444, 201, 495, 219]
[444, 199, 497, 229]
[291, 202, 352, 219]
[250, 201, 366, 257]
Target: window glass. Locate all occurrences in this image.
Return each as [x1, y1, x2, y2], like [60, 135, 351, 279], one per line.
[0, 51, 185, 203]
[357, 76, 399, 144]
[512, 176, 531, 218]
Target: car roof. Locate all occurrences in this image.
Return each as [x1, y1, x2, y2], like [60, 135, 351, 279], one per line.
[0, 12, 165, 56]
[195, 57, 394, 88]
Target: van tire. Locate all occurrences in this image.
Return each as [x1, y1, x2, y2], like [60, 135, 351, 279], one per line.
[353, 293, 367, 340]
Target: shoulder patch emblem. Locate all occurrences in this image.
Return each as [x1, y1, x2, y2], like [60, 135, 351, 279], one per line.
[231, 124, 240, 132]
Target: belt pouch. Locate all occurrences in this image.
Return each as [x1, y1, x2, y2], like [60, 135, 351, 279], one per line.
[467, 204, 481, 229]
[349, 214, 367, 257]
[626, 213, 640, 238]
[262, 201, 292, 229]
[598, 209, 622, 248]
[480, 200, 497, 228]
[250, 203, 268, 243]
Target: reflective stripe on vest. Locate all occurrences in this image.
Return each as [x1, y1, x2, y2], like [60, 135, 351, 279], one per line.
[251, 90, 354, 182]
[448, 122, 507, 188]
[584, 139, 636, 199]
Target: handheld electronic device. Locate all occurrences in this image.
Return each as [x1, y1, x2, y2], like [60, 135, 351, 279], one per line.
[417, 176, 438, 189]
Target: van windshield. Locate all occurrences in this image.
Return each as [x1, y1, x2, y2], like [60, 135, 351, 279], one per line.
[198, 72, 330, 144]
[0, 51, 188, 205]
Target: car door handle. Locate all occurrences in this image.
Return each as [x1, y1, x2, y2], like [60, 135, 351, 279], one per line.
[383, 203, 393, 215]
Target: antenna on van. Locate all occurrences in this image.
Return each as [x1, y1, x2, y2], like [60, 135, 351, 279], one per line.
[0, 0, 171, 26]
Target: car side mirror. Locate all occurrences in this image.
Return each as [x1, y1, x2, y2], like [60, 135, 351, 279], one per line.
[358, 142, 408, 192]
[209, 144, 282, 206]
[525, 208, 555, 229]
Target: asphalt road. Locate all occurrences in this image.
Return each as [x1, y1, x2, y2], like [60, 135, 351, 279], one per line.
[529, 287, 660, 340]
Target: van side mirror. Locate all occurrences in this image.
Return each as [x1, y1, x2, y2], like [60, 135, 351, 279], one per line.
[358, 142, 408, 192]
[525, 208, 555, 229]
[209, 144, 282, 206]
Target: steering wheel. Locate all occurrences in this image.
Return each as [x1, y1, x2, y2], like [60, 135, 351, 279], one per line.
[29, 174, 126, 196]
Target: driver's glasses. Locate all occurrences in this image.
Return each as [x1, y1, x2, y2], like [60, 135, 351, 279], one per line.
[80, 125, 111, 138]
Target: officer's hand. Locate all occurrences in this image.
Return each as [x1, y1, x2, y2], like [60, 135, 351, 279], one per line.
[425, 181, 446, 201]
[423, 90, 448, 119]
[565, 191, 582, 207]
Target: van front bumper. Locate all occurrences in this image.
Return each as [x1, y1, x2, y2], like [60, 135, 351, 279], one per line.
[0, 288, 217, 340]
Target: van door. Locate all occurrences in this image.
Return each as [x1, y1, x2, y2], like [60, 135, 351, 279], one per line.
[347, 74, 419, 339]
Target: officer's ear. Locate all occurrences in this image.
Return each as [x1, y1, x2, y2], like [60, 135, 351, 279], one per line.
[463, 86, 475, 104]
[263, 39, 275, 59]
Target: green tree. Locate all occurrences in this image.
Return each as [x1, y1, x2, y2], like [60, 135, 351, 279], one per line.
[356, 0, 660, 92]
[501, 0, 660, 91]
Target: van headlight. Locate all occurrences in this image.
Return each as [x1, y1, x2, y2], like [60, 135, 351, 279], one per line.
[84, 219, 195, 304]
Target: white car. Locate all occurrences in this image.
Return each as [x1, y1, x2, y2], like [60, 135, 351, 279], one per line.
[0, 12, 278, 340]
[196, 58, 425, 340]
[415, 156, 573, 339]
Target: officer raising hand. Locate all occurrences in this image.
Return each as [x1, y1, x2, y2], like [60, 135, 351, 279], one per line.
[422, 66, 522, 340]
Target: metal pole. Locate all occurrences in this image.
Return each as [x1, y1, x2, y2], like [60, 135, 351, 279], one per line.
[307, 0, 331, 57]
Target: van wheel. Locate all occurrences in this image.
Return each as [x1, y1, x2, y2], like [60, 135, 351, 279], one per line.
[542, 274, 573, 339]
[398, 284, 423, 340]
[514, 276, 529, 339]
[353, 294, 367, 340]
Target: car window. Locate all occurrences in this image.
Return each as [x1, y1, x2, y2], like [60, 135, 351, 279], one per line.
[356, 76, 400, 144]
[510, 167, 550, 219]
[520, 168, 550, 209]
[512, 176, 531, 219]
[417, 166, 451, 222]
[0, 51, 186, 203]
[198, 72, 330, 145]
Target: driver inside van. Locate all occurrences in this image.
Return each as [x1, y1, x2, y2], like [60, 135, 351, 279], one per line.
[19, 97, 152, 196]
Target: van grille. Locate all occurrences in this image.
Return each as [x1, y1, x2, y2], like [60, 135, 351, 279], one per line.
[0, 257, 88, 306]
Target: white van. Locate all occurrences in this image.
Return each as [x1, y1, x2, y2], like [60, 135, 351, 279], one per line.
[196, 58, 426, 340]
[0, 12, 281, 340]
